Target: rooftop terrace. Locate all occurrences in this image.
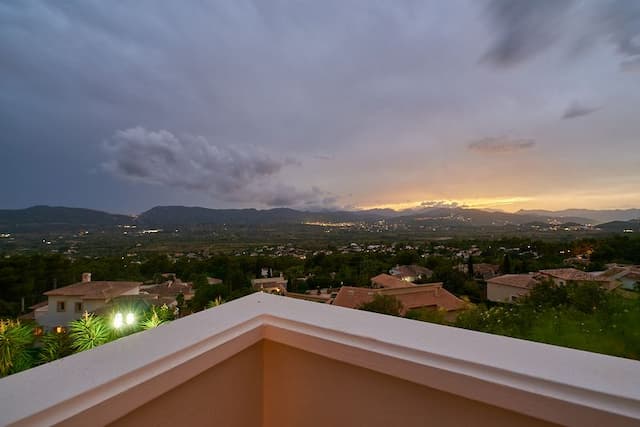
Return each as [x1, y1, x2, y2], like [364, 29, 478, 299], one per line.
[0, 293, 639, 426]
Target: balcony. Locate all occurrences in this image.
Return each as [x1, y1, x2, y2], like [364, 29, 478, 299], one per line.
[0, 293, 639, 426]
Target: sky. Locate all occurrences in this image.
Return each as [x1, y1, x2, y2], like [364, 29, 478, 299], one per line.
[1, 0, 640, 214]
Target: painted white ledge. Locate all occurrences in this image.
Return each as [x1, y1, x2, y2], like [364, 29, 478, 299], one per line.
[0, 292, 639, 426]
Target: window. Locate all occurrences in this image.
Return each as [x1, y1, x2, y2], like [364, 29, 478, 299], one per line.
[56, 301, 65, 312]
[74, 302, 83, 313]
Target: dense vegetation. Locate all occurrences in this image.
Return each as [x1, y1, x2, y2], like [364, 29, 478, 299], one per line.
[0, 234, 639, 374]
[455, 282, 640, 359]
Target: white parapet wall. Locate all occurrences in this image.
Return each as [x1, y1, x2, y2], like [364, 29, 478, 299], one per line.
[0, 293, 639, 426]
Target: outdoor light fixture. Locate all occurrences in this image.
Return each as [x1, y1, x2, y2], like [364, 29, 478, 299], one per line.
[125, 312, 135, 326]
[113, 313, 124, 329]
[113, 312, 135, 329]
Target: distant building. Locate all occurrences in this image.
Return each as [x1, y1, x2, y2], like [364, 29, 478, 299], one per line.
[486, 274, 542, 303]
[139, 277, 195, 304]
[389, 265, 433, 282]
[251, 275, 288, 294]
[332, 283, 466, 320]
[457, 263, 500, 280]
[37, 273, 141, 330]
[595, 266, 640, 291]
[206, 277, 223, 285]
[370, 273, 414, 289]
[539, 268, 616, 289]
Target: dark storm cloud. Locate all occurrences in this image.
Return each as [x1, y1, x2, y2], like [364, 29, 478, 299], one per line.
[103, 127, 328, 207]
[481, 0, 574, 67]
[468, 137, 535, 154]
[600, 0, 640, 58]
[482, 0, 640, 68]
[2, 1, 640, 211]
[562, 102, 600, 119]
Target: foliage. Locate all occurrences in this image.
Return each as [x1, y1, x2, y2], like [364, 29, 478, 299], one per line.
[454, 285, 640, 360]
[38, 331, 73, 364]
[406, 308, 446, 324]
[0, 319, 35, 376]
[140, 304, 174, 330]
[206, 296, 225, 309]
[359, 294, 403, 317]
[191, 283, 229, 311]
[68, 313, 112, 352]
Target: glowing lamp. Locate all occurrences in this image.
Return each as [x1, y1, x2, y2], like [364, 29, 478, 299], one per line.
[125, 312, 135, 325]
[113, 313, 124, 329]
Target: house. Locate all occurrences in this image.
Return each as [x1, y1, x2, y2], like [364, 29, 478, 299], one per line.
[1, 293, 638, 426]
[140, 277, 195, 303]
[332, 283, 466, 320]
[37, 273, 141, 330]
[457, 263, 500, 280]
[473, 263, 501, 280]
[389, 264, 433, 282]
[596, 266, 640, 291]
[251, 275, 288, 294]
[486, 274, 542, 303]
[370, 273, 414, 289]
[538, 268, 617, 289]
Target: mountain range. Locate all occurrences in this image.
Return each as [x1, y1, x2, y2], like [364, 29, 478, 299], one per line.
[1, 205, 639, 232]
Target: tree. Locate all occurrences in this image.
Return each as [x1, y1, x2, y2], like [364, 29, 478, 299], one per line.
[68, 313, 111, 352]
[358, 294, 403, 317]
[501, 254, 512, 274]
[39, 331, 73, 364]
[467, 256, 474, 278]
[0, 319, 34, 377]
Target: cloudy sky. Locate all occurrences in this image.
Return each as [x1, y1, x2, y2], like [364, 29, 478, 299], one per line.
[1, 0, 640, 213]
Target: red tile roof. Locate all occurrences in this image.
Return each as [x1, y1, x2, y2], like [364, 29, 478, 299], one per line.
[539, 268, 611, 282]
[44, 281, 141, 300]
[371, 274, 414, 289]
[390, 265, 433, 279]
[333, 283, 466, 314]
[487, 274, 541, 290]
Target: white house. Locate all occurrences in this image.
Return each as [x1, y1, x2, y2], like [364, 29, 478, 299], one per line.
[36, 273, 141, 330]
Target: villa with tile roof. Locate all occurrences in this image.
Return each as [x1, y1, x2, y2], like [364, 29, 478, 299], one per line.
[486, 273, 542, 303]
[333, 283, 466, 319]
[389, 264, 433, 282]
[37, 273, 141, 329]
[370, 273, 415, 289]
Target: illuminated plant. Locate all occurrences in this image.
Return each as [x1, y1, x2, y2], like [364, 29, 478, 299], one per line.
[0, 319, 35, 377]
[68, 313, 111, 353]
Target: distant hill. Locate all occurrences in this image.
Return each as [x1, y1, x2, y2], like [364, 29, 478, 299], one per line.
[2, 204, 639, 232]
[596, 219, 640, 233]
[0, 206, 132, 231]
[136, 205, 391, 226]
[518, 209, 640, 224]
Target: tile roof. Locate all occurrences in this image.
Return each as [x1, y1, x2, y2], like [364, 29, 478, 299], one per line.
[474, 263, 500, 274]
[371, 273, 414, 289]
[487, 274, 541, 290]
[539, 268, 611, 282]
[141, 280, 194, 298]
[44, 281, 141, 300]
[390, 265, 433, 278]
[333, 283, 466, 314]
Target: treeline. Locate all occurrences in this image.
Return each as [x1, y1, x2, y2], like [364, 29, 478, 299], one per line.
[1, 235, 639, 316]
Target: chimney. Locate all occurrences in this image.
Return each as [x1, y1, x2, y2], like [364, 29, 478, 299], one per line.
[82, 272, 92, 283]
